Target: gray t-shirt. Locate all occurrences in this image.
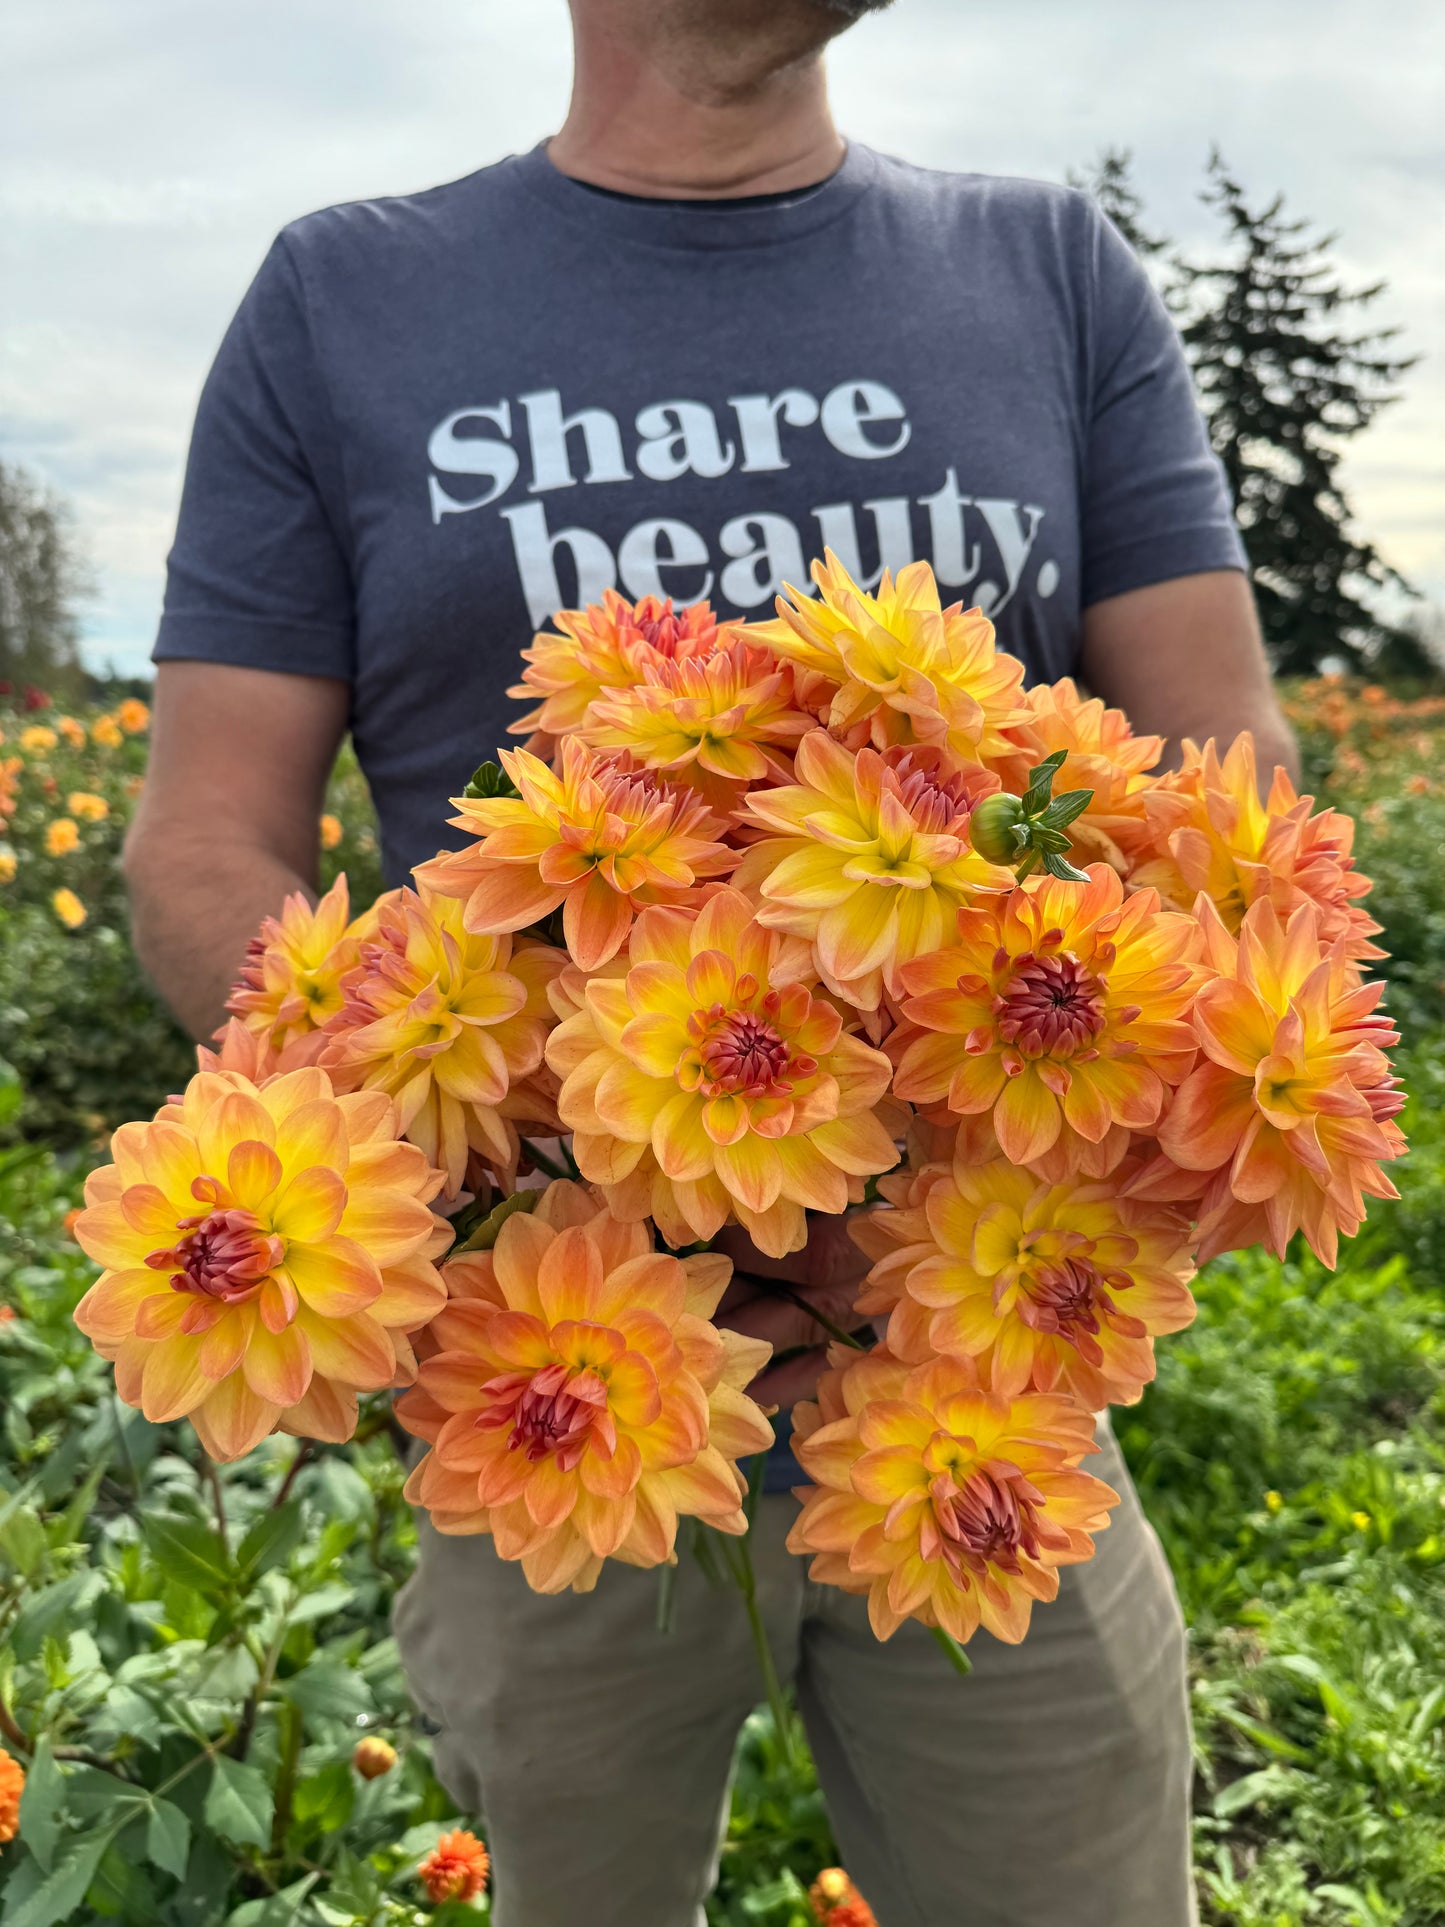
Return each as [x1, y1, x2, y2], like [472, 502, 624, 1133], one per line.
[156, 140, 1244, 884]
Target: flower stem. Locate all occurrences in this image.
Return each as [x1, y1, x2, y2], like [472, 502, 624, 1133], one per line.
[656, 1559, 678, 1635]
[930, 1624, 974, 1678]
[518, 1138, 569, 1180]
[735, 1273, 870, 1352]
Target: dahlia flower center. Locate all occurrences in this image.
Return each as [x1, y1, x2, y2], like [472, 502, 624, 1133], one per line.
[690, 997, 814, 1099]
[932, 1465, 1045, 1578]
[995, 953, 1106, 1056]
[478, 1361, 613, 1472]
[884, 758, 977, 836]
[633, 603, 690, 655]
[147, 1205, 283, 1302]
[1020, 1255, 1112, 1339]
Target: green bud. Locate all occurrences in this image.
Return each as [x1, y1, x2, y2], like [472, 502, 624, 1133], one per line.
[968, 793, 1028, 864]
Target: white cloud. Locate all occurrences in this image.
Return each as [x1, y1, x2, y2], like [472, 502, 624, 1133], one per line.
[2, 0, 1440, 675]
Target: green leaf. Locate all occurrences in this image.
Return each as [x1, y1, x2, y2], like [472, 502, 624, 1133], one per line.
[0, 1826, 111, 1927]
[0, 1503, 47, 1578]
[16, 1738, 65, 1874]
[1038, 786, 1094, 829]
[281, 1657, 373, 1726]
[236, 1500, 305, 1583]
[452, 1185, 538, 1254]
[224, 1875, 319, 1926]
[290, 1760, 354, 1834]
[145, 1797, 191, 1880]
[462, 758, 519, 800]
[10, 1572, 105, 1663]
[142, 1513, 234, 1596]
[203, 1756, 273, 1849]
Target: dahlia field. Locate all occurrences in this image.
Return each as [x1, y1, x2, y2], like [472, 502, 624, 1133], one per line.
[1, 677, 1444, 1926]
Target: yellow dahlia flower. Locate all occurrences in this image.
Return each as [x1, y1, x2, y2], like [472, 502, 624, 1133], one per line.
[866, 1159, 1196, 1407]
[397, 1180, 773, 1592]
[736, 733, 1010, 1009]
[45, 817, 79, 856]
[754, 551, 1027, 763]
[415, 737, 732, 971]
[1129, 736, 1383, 960]
[788, 1347, 1117, 1643]
[1157, 897, 1403, 1266]
[227, 875, 363, 1053]
[509, 589, 732, 741]
[72, 1065, 449, 1460]
[322, 885, 562, 1200]
[894, 865, 1200, 1169]
[546, 889, 899, 1255]
[582, 637, 816, 813]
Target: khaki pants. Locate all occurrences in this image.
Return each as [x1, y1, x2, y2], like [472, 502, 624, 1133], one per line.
[394, 1423, 1196, 1927]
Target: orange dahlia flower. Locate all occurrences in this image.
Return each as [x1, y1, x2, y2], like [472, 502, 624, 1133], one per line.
[321, 885, 562, 1200]
[45, 817, 79, 856]
[754, 551, 1027, 763]
[418, 1828, 490, 1904]
[991, 678, 1162, 867]
[1158, 897, 1403, 1265]
[810, 1868, 878, 1926]
[863, 1159, 1196, 1406]
[789, 1347, 1117, 1642]
[72, 1065, 449, 1460]
[582, 636, 816, 812]
[1128, 736, 1383, 960]
[546, 889, 899, 1255]
[227, 876, 363, 1054]
[510, 588, 731, 741]
[893, 865, 1200, 1169]
[415, 737, 732, 970]
[398, 1181, 773, 1590]
[0, 1746, 23, 1845]
[736, 733, 1009, 1009]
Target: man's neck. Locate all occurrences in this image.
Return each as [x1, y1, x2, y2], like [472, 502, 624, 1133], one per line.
[548, 7, 844, 200]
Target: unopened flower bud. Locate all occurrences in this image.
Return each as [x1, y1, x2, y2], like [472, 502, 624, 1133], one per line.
[352, 1736, 397, 1780]
[968, 793, 1027, 864]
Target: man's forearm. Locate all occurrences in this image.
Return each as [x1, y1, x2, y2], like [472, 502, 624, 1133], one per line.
[126, 825, 313, 1044]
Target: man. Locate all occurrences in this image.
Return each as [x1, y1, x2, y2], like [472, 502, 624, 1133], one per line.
[128, 1, 1298, 1921]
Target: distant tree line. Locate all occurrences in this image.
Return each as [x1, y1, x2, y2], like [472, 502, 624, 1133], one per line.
[1071, 148, 1434, 679]
[0, 463, 90, 696]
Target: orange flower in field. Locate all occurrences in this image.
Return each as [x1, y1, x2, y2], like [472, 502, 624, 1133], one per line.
[45, 818, 79, 856]
[582, 635, 816, 812]
[0, 1746, 23, 1844]
[52, 887, 86, 929]
[352, 1736, 397, 1779]
[546, 889, 899, 1255]
[1128, 737, 1383, 961]
[863, 1158, 1196, 1405]
[319, 812, 343, 850]
[116, 697, 150, 733]
[894, 865, 1200, 1170]
[72, 1064, 449, 1460]
[789, 1346, 1117, 1643]
[418, 1828, 490, 1903]
[416, 737, 732, 971]
[20, 725, 57, 753]
[510, 589, 731, 740]
[737, 733, 1009, 1009]
[398, 1181, 773, 1591]
[754, 550, 1028, 763]
[57, 716, 87, 749]
[67, 790, 109, 822]
[1157, 897, 1403, 1266]
[322, 886, 563, 1200]
[91, 715, 122, 748]
[227, 876, 362, 1053]
[811, 1868, 878, 1926]
[991, 678, 1163, 867]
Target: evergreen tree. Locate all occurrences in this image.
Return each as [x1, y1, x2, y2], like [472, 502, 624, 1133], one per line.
[1067, 147, 1167, 262]
[1174, 154, 1418, 675]
[0, 462, 90, 693]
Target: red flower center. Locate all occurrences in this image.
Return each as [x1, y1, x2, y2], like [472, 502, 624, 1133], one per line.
[147, 1205, 282, 1301]
[476, 1362, 615, 1471]
[994, 953, 1106, 1056]
[690, 997, 813, 1099]
[881, 750, 983, 836]
[932, 1465, 1046, 1578]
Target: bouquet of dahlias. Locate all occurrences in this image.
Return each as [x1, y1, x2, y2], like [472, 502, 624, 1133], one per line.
[73, 554, 1405, 1693]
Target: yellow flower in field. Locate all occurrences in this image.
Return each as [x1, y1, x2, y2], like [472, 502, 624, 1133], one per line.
[72, 1064, 449, 1460]
[397, 1180, 773, 1591]
[116, 698, 150, 733]
[52, 887, 86, 928]
[91, 715, 123, 748]
[788, 1346, 1118, 1643]
[546, 888, 899, 1255]
[20, 725, 57, 753]
[0, 851, 15, 885]
[57, 716, 87, 749]
[319, 813, 343, 850]
[45, 817, 80, 856]
[736, 734, 1010, 1009]
[227, 876, 362, 1053]
[322, 884, 564, 1200]
[754, 551, 1028, 763]
[68, 791, 109, 822]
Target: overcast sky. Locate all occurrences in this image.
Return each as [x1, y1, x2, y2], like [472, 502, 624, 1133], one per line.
[3, 0, 1442, 677]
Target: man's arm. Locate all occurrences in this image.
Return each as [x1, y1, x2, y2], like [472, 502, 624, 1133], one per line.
[125, 662, 350, 1042]
[1080, 568, 1300, 785]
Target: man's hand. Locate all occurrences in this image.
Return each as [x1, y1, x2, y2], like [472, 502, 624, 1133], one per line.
[713, 1214, 872, 1409]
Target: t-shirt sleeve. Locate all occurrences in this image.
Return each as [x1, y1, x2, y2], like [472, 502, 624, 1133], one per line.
[1080, 209, 1246, 608]
[154, 234, 356, 680]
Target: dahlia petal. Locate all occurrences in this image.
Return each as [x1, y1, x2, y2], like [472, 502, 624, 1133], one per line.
[299, 1308, 397, 1389]
[993, 1072, 1061, 1164]
[537, 1225, 606, 1323]
[242, 1320, 313, 1407]
[74, 1267, 169, 1344]
[282, 1238, 382, 1315]
[140, 1333, 214, 1423]
[279, 1376, 359, 1444]
[191, 1373, 280, 1461]
[272, 1099, 348, 1173]
[270, 1165, 346, 1242]
[595, 1059, 670, 1141]
[713, 1134, 784, 1214]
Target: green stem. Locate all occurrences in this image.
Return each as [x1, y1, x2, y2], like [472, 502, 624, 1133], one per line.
[271, 1700, 303, 1857]
[930, 1624, 974, 1678]
[518, 1138, 569, 1181]
[733, 1538, 795, 1771]
[656, 1560, 678, 1636]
